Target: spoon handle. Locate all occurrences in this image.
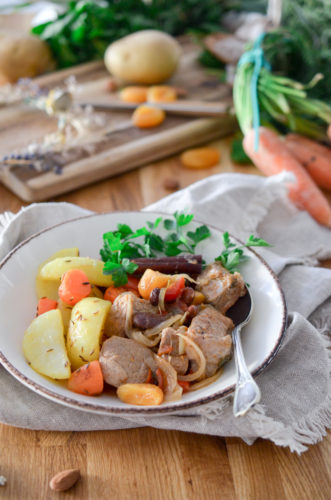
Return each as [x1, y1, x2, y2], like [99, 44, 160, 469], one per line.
[232, 324, 261, 417]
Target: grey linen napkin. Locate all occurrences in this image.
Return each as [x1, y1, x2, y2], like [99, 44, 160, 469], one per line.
[0, 173, 330, 453]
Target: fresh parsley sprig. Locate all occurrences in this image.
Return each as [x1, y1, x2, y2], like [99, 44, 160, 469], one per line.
[100, 212, 211, 286]
[215, 232, 271, 273]
[163, 212, 210, 256]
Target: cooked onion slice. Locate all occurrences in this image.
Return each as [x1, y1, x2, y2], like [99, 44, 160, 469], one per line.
[158, 287, 167, 312]
[124, 292, 134, 336]
[131, 331, 161, 347]
[164, 383, 183, 402]
[175, 332, 206, 382]
[189, 368, 223, 391]
[145, 314, 182, 337]
[155, 355, 178, 395]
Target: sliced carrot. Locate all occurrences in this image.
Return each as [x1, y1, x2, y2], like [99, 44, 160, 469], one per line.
[284, 134, 331, 190]
[178, 380, 190, 393]
[126, 276, 140, 293]
[158, 344, 173, 355]
[145, 368, 152, 384]
[147, 85, 177, 103]
[58, 269, 92, 306]
[155, 368, 164, 390]
[37, 297, 58, 316]
[68, 360, 104, 396]
[120, 86, 148, 104]
[104, 280, 140, 303]
[132, 105, 165, 128]
[180, 147, 220, 169]
[104, 286, 127, 303]
[243, 127, 331, 227]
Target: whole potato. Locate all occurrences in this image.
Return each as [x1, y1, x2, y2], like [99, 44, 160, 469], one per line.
[0, 30, 54, 84]
[104, 30, 181, 84]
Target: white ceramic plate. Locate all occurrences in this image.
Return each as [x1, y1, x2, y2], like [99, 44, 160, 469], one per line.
[0, 212, 287, 415]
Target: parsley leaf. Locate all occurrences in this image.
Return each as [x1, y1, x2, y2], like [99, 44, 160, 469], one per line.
[187, 225, 211, 244]
[163, 212, 210, 255]
[245, 235, 271, 247]
[102, 262, 129, 287]
[215, 233, 271, 273]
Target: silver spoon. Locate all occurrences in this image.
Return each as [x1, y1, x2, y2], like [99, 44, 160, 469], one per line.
[226, 288, 261, 417]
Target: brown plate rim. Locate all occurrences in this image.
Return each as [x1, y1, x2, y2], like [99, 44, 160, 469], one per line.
[0, 211, 287, 416]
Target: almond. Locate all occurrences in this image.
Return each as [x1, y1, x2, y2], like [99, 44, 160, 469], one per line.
[49, 468, 80, 492]
[163, 178, 180, 191]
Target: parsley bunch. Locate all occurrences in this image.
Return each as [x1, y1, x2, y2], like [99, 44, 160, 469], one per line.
[100, 212, 210, 286]
[215, 232, 271, 273]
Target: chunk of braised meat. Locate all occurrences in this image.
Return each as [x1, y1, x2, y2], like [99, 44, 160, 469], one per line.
[187, 306, 233, 377]
[104, 291, 165, 337]
[197, 262, 246, 314]
[158, 327, 189, 375]
[100, 336, 157, 387]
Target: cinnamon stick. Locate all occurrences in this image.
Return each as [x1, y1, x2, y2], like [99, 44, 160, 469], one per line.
[131, 255, 202, 277]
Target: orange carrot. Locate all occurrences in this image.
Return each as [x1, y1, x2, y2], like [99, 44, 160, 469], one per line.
[284, 134, 331, 190]
[125, 276, 140, 293]
[37, 297, 58, 316]
[155, 368, 164, 390]
[178, 380, 190, 393]
[104, 278, 140, 303]
[243, 127, 331, 227]
[58, 269, 92, 306]
[68, 360, 104, 396]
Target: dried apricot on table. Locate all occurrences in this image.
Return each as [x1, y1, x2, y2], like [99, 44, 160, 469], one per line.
[180, 147, 220, 169]
[147, 85, 177, 102]
[132, 105, 165, 128]
[120, 86, 148, 103]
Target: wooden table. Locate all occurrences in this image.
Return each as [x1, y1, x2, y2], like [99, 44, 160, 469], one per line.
[0, 136, 330, 499]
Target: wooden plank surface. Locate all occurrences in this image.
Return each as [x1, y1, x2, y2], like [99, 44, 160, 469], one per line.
[0, 136, 330, 500]
[0, 37, 236, 202]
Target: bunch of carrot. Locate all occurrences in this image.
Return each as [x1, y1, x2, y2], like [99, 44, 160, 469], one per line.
[243, 128, 331, 227]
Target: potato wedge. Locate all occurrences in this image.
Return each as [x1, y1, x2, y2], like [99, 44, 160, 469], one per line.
[67, 297, 111, 370]
[57, 299, 72, 335]
[23, 309, 71, 379]
[40, 257, 114, 287]
[36, 248, 79, 300]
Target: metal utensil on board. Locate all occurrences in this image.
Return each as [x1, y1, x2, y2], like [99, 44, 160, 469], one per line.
[226, 288, 261, 417]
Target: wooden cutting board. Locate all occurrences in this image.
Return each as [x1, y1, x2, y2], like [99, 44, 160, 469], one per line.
[0, 37, 236, 202]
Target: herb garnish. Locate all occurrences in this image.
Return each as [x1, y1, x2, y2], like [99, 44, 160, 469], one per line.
[100, 212, 210, 286]
[163, 212, 210, 256]
[215, 232, 271, 273]
[100, 213, 269, 285]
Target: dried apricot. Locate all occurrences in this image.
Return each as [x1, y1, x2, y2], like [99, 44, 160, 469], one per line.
[120, 86, 148, 103]
[147, 85, 177, 102]
[117, 383, 164, 406]
[180, 147, 220, 169]
[132, 105, 165, 128]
